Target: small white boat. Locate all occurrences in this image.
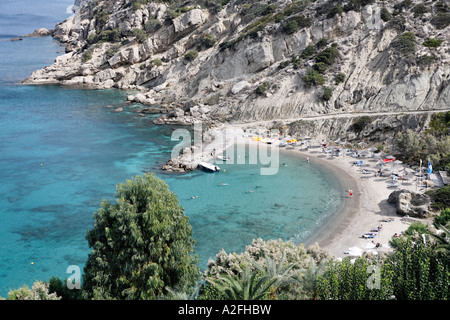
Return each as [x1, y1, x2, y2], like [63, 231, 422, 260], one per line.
[198, 162, 220, 172]
[217, 155, 230, 161]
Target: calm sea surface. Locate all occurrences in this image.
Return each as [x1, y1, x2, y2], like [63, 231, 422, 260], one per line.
[0, 1, 341, 296]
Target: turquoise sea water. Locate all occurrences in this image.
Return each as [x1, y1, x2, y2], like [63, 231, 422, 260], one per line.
[0, 2, 341, 297]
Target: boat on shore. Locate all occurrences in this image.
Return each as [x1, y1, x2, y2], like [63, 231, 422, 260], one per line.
[198, 162, 220, 172]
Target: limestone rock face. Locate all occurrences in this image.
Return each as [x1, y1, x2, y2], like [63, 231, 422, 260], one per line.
[22, 0, 449, 130]
[172, 9, 208, 34]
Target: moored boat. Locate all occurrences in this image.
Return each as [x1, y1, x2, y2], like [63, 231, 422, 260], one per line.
[198, 162, 220, 172]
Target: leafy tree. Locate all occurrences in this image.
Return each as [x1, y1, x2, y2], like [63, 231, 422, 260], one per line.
[317, 257, 394, 300]
[81, 173, 200, 300]
[385, 237, 450, 299]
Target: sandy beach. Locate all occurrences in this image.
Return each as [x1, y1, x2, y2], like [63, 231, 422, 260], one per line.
[280, 144, 431, 258]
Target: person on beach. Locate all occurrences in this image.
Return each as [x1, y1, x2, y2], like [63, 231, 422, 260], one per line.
[348, 189, 353, 196]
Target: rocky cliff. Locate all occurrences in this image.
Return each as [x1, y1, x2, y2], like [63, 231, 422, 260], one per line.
[24, 0, 450, 134]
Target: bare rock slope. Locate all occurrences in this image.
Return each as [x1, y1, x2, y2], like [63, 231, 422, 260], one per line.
[24, 0, 449, 128]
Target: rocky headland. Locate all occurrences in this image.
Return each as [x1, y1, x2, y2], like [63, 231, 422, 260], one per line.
[22, 0, 450, 171]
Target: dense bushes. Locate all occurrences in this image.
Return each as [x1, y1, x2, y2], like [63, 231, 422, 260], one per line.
[391, 32, 416, 61]
[184, 49, 199, 61]
[350, 116, 371, 133]
[394, 118, 450, 170]
[303, 68, 325, 86]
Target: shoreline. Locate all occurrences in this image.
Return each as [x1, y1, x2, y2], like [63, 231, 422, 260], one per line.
[166, 124, 432, 259]
[212, 134, 425, 259]
[280, 145, 421, 258]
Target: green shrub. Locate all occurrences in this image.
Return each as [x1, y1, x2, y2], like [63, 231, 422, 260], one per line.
[343, 0, 376, 13]
[144, 18, 162, 33]
[433, 208, 450, 228]
[334, 72, 346, 84]
[391, 32, 416, 59]
[413, 3, 429, 17]
[426, 186, 450, 211]
[255, 82, 270, 95]
[90, 28, 121, 44]
[417, 54, 436, 67]
[435, 1, 450, 13]
[431, 12, 450, 29]
[350, 116, 371, 133]
[149, 59, 163, 68]
[380, 7, 392, 22]
[423, 38, 443, 48]
[282, 19, 299, 34]
[133, 28, 147, 43]
[315, 46, 339, 66]
[313, 62, 328, 73]
[322, 86, 334, 101]
[316, 38, 328, 49]
[105, 44, 120, 59]
[94, 9, 109, 30]
[82, 48, 93, 63]
[300, 45, 317, 59]
[198, 34, 217, 49]
[184, 49, 199, 61]
[303, 68, 325, 86]
[291, 55, 302, 69]
[327, 5, 343, 19]
[387, 16, 406, 31]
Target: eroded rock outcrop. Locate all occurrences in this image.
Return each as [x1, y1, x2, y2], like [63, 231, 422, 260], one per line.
[23, 0, 449, 127]
[388, 189, 437, 218]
